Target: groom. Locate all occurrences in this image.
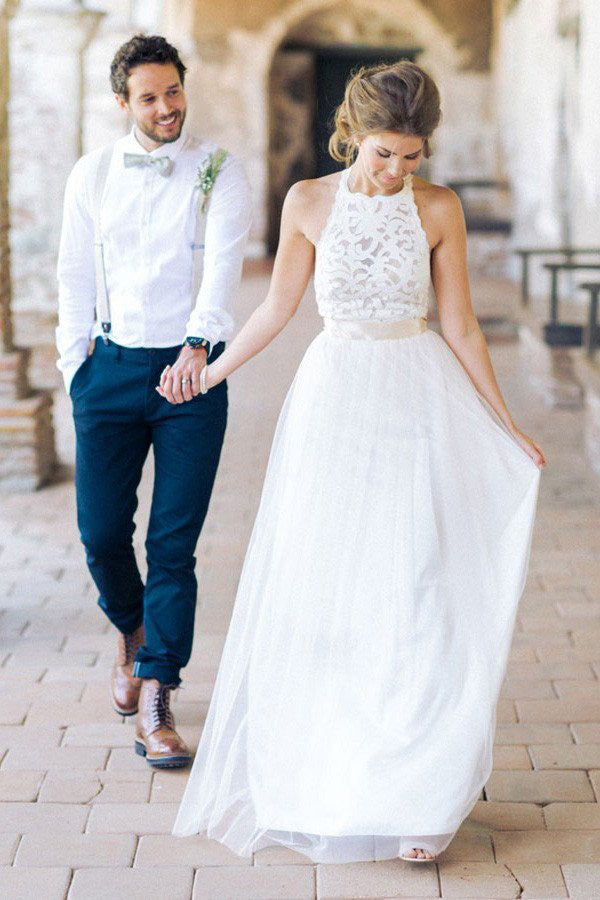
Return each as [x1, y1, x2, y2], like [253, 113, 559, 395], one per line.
[56, 34, 251, 767]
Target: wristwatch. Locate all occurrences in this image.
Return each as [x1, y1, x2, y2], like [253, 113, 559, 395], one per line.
[185, 336, 211, 355]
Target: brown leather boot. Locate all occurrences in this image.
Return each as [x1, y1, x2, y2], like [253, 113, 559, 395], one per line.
[110, 625, 144, 716]
[134, 679, 192, 768]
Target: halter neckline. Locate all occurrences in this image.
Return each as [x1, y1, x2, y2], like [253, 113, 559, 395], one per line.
[341, 167, 412, 202]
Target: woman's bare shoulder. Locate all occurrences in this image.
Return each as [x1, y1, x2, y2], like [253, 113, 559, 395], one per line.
[284, 174, 342, 243]
[287, 173, 341, 206]
[411, 178, 465, 249]
[412, 177, 464, 219]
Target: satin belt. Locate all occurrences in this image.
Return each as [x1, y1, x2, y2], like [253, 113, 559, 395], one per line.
[323, 317, 428, 340]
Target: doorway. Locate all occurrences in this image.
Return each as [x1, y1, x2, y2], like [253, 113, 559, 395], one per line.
[313, 47, 417, 177]
[267, 45, 418, 253]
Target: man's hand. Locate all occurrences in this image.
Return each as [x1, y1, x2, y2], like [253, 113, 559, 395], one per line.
[156, 345, 207, 404]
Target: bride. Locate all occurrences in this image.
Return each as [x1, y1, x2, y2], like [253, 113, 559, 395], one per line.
[170, 60, 544, 863]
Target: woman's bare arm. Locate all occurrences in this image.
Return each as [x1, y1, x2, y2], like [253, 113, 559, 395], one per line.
[429, 189, 545, 468]
[158, 183, 314, 397]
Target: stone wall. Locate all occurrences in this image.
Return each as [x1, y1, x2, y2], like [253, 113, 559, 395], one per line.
[166, 0, 497, 255]
[494, 0, 600, 292]
[0, 0, 57, 491]
[189, 0, 493, 70]
[0, 5, 13, 352]
[9, 5, 103, 365]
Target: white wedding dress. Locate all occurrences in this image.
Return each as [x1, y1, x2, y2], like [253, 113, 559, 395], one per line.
[173, 169, 540, 862]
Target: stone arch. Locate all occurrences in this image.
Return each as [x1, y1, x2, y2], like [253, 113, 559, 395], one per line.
[263, 0, 467, 251]
[261, 0, 467, 250]
[182, 0, 493, 254]
[261, 0, 467, 73]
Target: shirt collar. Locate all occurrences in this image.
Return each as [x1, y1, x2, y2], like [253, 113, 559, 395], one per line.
[122, 126, 188, 160]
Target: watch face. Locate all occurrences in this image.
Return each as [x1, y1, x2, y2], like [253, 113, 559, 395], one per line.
[187, 337, 208, 349]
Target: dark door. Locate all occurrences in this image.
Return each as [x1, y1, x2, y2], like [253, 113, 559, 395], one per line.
[314, 48, 418, 177]
[267, 45, 419, 252]
[267, 51, 316, 254]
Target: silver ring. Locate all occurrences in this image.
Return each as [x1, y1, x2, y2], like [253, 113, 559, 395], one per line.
[181, 378, 191, 384]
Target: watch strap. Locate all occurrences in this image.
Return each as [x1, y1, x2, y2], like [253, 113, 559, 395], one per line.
[185, 336, 211, 354]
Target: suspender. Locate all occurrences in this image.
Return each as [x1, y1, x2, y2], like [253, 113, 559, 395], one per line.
[92, 144, 227, 344]
[191, 190, 209, 302]
[92, 145, 113, 343]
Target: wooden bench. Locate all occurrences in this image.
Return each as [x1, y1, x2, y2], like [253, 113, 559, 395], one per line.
[514, 248, 600, 307]
[447, 180, 511, 234]
[579, 282, 600, 357]
[542, 262, 600, 345]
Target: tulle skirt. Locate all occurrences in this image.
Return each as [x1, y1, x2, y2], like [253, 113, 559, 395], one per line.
[173, 324, 540, 862]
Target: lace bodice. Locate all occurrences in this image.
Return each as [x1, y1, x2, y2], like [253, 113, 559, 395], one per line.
[314, 169, 430, 321]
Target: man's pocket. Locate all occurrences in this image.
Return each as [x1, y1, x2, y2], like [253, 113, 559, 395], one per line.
[69, 347, 95, 397]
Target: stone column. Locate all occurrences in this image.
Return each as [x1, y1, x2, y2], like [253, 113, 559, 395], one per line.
[0, 0, 53, 491]
[10, 0, 103, 360]
[0, 0, 18, 355]
[0, 1, 104, 490]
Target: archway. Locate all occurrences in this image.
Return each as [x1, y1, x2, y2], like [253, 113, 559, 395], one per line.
[267, 41, 420, 253]
[265, 0, 462, 253]
[182, 0, 483, 256]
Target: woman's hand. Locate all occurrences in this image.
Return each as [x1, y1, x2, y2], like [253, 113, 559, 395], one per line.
[204, 365, 216, 390]
[155, 345, 207, 403]
[427, 188, 545, 475]
[508, 426, 546, 468]
[162, 183, 315, 396]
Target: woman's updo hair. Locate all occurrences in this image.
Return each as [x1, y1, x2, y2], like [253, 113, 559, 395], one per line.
[329, 60, 441, 166]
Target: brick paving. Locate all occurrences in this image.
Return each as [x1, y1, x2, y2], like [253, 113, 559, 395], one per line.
[0, 269, 599, 898]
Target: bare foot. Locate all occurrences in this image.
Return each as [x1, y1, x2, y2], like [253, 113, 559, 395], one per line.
[403, 847, 435, 860]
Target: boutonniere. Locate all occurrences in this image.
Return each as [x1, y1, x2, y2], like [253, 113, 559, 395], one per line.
[196, 149, 228, 212]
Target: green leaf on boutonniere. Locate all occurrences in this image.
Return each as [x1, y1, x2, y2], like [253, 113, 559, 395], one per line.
[196, 149, 228, 212]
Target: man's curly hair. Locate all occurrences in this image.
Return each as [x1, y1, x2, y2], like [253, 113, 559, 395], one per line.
[110, 34, 187, 99]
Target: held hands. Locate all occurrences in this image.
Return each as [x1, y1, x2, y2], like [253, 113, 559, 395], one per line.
[155, 345, 208, 404]
[508, 425, 546, 469]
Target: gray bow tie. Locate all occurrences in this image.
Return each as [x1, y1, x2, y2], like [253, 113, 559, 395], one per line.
[123, 153, 173, 177]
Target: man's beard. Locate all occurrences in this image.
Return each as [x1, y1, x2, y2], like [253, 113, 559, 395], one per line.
[137, 108, 186, 145]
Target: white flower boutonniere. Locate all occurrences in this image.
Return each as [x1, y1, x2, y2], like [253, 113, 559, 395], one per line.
[196, 149, 228, 212]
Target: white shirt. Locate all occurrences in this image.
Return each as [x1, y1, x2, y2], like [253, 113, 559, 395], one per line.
[56, 128, 252, 392]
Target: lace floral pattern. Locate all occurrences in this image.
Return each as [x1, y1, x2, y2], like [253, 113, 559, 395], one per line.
[315, 170, 431, 322]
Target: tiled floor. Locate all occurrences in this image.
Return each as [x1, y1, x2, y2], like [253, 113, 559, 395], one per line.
[1, 270, 599, 898]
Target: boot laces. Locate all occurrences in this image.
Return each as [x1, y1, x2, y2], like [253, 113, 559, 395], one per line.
[123, 632, 137, 664]
[120, 628, 142, 665]
[150, 684, 175, 731]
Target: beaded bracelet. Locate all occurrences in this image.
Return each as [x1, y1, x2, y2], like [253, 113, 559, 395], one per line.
[200, 366, 209, 395]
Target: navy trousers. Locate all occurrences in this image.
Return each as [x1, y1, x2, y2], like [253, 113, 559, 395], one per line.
[71, 337, 227, 685]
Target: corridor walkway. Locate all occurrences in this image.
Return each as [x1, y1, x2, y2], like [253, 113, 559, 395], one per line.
[0, 269, 599, 899]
